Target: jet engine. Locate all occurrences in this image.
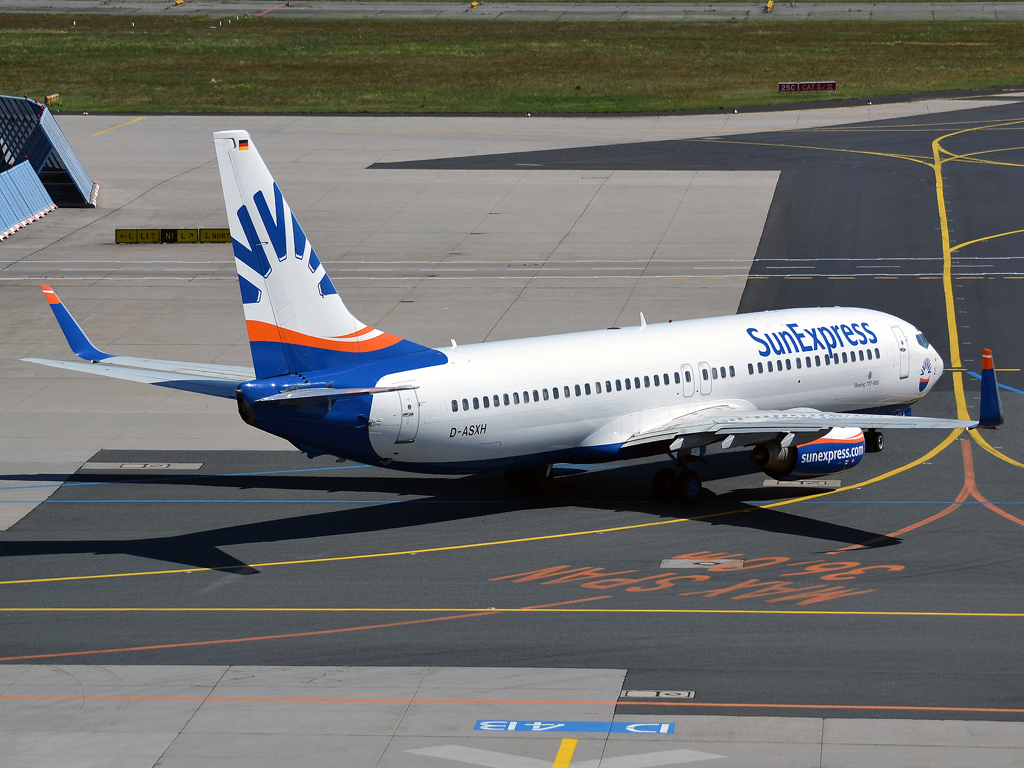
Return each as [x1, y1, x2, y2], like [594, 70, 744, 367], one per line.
[752, 427, 866, 481]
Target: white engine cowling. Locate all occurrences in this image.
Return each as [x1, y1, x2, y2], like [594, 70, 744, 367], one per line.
[752, 427, 866, 481]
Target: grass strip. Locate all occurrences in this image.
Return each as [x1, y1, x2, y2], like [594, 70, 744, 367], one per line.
[2, 15, 1024, 113]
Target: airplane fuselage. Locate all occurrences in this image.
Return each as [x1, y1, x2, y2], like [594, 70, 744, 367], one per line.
[238, 306, 942, 473]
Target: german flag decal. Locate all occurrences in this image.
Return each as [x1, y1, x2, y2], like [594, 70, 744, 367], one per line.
[239, 139, 249, 150]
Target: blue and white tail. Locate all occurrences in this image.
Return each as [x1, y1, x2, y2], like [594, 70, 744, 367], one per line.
[214, 130, 429, 379]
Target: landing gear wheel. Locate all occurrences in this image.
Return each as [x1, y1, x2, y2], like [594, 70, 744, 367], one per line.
[671, 469, 702, 504]
[505, 465, 553, 494]
[865, 430, 884, 453]
[652, 468, 675, 502]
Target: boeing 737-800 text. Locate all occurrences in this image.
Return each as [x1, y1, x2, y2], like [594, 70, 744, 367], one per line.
[26, 131, 1002, 502]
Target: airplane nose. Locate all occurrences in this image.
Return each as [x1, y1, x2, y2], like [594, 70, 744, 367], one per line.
[931, 346, 944, 380]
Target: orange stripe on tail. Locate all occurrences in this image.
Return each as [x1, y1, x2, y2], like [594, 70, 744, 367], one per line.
[40, 285, 60, 305]
[246, 320, 404, 354]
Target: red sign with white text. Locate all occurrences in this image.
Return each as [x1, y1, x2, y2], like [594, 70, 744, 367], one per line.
[778, 81, 838, 93]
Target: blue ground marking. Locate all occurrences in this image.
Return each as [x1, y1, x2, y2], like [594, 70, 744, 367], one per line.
[475, 720, 674, 734]
[0, 464, 370, 492]
[967, 370, 1024, 396]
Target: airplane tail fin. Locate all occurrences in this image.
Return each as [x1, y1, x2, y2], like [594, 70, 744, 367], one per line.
[213, 130, 429, 379]
[978, 348, 1004, 428]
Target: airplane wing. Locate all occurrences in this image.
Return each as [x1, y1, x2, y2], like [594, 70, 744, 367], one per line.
[622, 403, 977, 449]
[23, 286, 253, 399]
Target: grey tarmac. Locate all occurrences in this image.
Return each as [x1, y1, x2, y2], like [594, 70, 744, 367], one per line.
[7, 0, 1024, 21]
[3, 95, 1024, 766]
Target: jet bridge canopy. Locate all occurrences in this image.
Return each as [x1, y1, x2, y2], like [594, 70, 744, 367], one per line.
[0, 95, 96, 207]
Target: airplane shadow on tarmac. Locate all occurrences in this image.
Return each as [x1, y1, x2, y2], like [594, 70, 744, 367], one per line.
[0, 461, 899, 574]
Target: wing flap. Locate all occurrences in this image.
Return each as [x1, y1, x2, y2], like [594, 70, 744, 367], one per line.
[623, 406, 977, 448]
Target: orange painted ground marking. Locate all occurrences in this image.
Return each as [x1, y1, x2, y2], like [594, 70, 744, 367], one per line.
[0, 596, 609, 662]
[833, 438, 1024, 552]
[0, 695, 1020, 715]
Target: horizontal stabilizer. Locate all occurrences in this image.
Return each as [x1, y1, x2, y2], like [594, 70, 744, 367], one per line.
[256, 384, 418, 404]
[23, 358, 243, 399]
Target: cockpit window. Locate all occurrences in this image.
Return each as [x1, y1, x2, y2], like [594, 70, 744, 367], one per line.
[915, 332, 929, 349]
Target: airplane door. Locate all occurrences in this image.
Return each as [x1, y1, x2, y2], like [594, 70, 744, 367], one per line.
[395, 388, 420, 443]
[681, 364, 695, 397]
[697, 362, 712, 395]
[891, 326, 910, 379]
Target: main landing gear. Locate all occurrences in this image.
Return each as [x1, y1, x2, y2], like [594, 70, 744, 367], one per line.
[652, 465, 702, 504]
[504, 464, 554, 494]
[865, 430, 884, 453]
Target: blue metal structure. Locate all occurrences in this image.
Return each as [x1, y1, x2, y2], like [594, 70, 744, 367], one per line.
[0, 95, 96, 207]
[0, 161, 55, 240]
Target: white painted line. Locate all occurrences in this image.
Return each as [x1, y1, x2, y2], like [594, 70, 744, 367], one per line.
[406, 745, 549, 768]
[80, 462, 204, 470]
[661, 559, 743, 570]
[762, 478, 841, 488]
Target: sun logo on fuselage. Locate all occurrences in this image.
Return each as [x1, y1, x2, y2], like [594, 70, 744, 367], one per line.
[919, 358, 933, 392]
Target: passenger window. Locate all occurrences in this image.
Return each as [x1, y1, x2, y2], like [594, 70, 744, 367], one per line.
[624, 379, 631, 390]
[616, 379, 622, 391]
[596, 382, 602, 393]
[523, 391, 529, 403]
[834, 354, 840, 364]
[644, 376, 651, 388]
[859, 350, 865, 361]
[483, 396, 490, 408]
[712, 367, 718, 380]
[702, 368, 709, 380]
[552, 387, 559, 400]
[748, 363, 754, 375]
[842, 352, 848, 363]
[634, 377, 641, 389]
[585, 383, 592, 395]
[452, 399, 459, 411]
[493, 394, 500, 407]
[767, 361, 773, 372]
[825, 355, 830, 366]
[462, 398, 469, 411]
[532, 390, 539, 402]
[785, 359, 791, 371]
[757, 362, 763, 373]
[777, 360, 783, 372]
[575, 384, 582, 396]
[719, 367, 725, 379]
[729, 366, 735, 377]
[513, 392, 520, 404]
[473, 397, 480, 409]
[874, 347, 880, 357]
[805, 356, 811, 368]
[685, 371, 692, 383]
[504, 394, 510, 405]
[542, 389, 549, 401]
[606, 381, 612, 392]
[564, 386, 570, 398]
[653, 376, 660, 387]
[815, 355, 821, 366]
[795, 358, 801, 369]
[866, 349, 872, 360]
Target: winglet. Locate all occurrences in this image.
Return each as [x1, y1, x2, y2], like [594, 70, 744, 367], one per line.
[978, 348, 1004, 428]
[40, 285, 111, 362]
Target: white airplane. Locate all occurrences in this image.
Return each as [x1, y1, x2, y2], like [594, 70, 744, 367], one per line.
[26, 131, 999, 502]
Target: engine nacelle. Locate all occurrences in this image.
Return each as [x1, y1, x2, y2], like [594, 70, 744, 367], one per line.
[752, 427, 866, 481]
